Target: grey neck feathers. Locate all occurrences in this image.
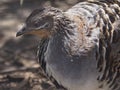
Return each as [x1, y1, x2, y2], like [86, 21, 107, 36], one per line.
[52, 15, 94, 56]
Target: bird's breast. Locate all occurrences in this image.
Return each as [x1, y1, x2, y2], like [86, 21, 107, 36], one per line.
[43, 39, 110, 90]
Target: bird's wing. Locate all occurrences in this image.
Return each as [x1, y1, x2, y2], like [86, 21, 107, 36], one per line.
[37, 38, 49, 72]
[97, 19, 120, 89]
[110, 20, 120, 88]
[37, 39, 66, 89]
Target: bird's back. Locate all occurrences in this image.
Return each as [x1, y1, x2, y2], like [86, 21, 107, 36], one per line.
[67, 1, 120, 89]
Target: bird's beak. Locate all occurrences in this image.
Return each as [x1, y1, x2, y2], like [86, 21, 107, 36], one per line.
[16, 24, 27, 37]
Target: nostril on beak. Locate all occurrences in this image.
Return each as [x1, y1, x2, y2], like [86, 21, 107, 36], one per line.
[16, 30, 23, 37]
[16, 24, 26, 37]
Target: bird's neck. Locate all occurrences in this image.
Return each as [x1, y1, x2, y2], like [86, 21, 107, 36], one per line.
[52, 16, 93, 56]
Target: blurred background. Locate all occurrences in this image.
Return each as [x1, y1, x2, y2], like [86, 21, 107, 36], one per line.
[0, 0, 85, 90]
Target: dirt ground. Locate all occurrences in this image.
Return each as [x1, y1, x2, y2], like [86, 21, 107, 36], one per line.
[0, 0, 85, 90]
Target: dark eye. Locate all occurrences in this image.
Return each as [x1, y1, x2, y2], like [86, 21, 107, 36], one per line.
[34, 21, 40, 27]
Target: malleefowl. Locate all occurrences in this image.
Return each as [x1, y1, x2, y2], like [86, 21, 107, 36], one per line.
[16, 0, 120, 90]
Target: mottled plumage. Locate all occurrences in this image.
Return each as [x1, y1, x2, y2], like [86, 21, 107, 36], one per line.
[16, 0, 120, 90]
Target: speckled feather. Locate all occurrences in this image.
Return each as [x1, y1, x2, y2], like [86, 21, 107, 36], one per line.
[37, 0, 120, 90]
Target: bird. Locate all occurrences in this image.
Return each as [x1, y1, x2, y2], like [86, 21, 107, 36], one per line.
[16, 0, 120, 90]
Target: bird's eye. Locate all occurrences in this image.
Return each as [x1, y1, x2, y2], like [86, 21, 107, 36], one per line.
[34, 21, 40, 27]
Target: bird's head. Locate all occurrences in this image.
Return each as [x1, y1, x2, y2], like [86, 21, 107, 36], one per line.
[16, 7, 63, 38]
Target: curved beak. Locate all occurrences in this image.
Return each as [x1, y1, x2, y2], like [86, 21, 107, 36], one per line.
[16, 24, 27, 37]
